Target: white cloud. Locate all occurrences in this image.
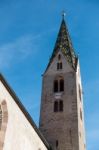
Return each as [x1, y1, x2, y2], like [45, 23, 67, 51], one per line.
[0, 26, 56, 70]
[0, 34, 41, 69]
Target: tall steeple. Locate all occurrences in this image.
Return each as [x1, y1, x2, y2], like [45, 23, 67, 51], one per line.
[46, 14, 77, 72]
[39, 15, 86, 150]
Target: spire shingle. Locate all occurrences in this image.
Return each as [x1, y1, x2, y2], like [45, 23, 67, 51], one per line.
[46, 18, 78, 72]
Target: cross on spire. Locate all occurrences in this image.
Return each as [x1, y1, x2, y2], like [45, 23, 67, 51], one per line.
[62, 11, 66, 20]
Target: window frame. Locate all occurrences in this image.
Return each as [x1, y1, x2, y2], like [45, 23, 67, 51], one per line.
[54, 100, 63, 112]
[57, 62, 62, 70]
[53, 77, 64, 93]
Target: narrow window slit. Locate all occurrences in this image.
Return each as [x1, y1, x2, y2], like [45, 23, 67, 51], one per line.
[56, 140, 58, 147]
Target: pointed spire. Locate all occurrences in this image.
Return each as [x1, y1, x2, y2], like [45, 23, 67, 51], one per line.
[45, 15, 77, 72]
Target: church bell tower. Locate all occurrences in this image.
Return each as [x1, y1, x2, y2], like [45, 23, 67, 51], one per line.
[39, 15, 86, 150]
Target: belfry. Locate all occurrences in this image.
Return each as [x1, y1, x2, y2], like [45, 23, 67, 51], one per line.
[39, 15, 86, 150]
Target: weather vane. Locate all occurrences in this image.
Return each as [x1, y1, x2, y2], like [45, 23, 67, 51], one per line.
[62, 10, 66, 19]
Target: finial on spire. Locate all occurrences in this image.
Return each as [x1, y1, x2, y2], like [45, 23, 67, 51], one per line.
[62, 10, 66, 20]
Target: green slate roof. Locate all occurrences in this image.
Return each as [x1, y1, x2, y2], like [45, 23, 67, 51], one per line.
[45, 18, 78, 72]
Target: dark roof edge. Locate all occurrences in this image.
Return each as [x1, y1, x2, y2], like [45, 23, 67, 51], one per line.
[0, 73, 51, 150]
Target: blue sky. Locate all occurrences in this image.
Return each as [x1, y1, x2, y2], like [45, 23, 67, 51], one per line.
[0, 0, 99, 149]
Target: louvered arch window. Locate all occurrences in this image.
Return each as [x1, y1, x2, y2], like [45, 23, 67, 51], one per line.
[57, 62, 62, 70]
[54, 77, 64, 93]
[54, 100, 63, 112]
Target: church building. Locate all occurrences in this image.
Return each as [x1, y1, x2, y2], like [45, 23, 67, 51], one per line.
[0, 15, 86, 150]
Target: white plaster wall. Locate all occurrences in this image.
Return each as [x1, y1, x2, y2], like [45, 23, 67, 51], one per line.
[0, 81, 48, 150]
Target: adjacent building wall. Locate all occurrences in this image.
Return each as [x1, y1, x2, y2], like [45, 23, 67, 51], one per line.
[0, 80, 48, 150]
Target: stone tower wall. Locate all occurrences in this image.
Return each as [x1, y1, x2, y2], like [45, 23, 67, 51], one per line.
[39, 51, 86, 150]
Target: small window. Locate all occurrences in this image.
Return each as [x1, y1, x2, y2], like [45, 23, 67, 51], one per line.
[60, 79, 64, 92]
[59, 100, 63, 111]
[60, 62, 62, 69]
[53, 77, 64, 93]
[54, 80, 58, 92]
[57, 62, 62, 70]
[54, 101, 58, 112]
[57, 63, 60, 70]
[58, 54, 61, 60]
[56, 140, 58, 147]
[54, 100, 63, 112]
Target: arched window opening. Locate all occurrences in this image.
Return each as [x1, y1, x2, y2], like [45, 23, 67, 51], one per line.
[60, 62, 62, 69]
[57, 54, 62, 70]
[57, 62, 62, 70]
[60, 79, 64, 92]
[54, 100, 63, 112]
[54, 101, 58, 112]
[58, 54, 61, 60]
[0, 100, 8, 150]
[57, 63, 60, 70]
[54, 80, 58, 92]
[56, 140, 59, 148]
[59, 100, 63, 112]
[0, 105, 2, 130]
[53, 77, 64, 93]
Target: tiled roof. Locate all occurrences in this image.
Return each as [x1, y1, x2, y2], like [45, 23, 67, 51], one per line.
[45, 18, 78, 72]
